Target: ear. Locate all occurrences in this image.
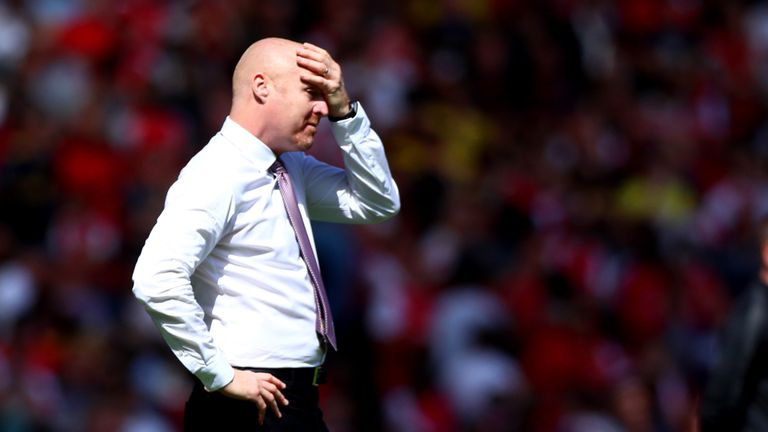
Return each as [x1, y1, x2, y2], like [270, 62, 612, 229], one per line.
[252, 73, 269, 101]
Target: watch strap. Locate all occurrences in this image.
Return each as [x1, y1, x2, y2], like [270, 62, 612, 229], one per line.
[328, 101, 357, 122]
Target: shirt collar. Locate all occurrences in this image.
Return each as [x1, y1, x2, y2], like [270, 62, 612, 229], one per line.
[219, 116, 277, 172]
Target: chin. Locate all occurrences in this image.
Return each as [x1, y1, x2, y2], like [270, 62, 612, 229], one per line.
[294, 141, 313, 152]
[294, 136, 315, 151]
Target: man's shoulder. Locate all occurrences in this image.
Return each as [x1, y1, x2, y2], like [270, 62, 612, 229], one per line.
[195, 134, 241, 161]
[181, 137, 240, 177]
[279, 151, 308, 163]
[169, 140, 238, 198]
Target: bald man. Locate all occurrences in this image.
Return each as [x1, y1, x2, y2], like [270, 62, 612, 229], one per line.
[132, 38, 400, 431]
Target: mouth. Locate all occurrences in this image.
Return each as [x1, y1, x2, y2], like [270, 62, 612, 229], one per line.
[304, 116, 320, 134]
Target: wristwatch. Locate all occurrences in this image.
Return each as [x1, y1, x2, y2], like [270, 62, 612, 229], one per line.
[328, 101, 357, 122]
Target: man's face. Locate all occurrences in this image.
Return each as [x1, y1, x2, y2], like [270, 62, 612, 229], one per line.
[268, 68, 328, 153]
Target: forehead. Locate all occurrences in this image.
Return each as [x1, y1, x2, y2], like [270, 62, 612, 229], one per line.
[263, 40, 300, 70]
[271, 66, 304, 92]
[265, 49, 303, 87]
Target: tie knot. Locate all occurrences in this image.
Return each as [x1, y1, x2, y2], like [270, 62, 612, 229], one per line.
[270, 158, 286, 175]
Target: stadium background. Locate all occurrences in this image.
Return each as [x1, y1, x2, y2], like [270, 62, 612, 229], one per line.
[1, 0, 768, 430]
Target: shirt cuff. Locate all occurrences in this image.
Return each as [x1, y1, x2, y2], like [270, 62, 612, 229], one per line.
[197, 355, 235, 392]
[330, 103, 370, 146]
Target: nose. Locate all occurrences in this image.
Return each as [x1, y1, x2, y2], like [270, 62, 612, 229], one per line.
[313, 100, 329, 117]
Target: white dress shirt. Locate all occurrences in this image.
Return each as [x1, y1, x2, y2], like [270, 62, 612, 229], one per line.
[132, 104, 399, 391]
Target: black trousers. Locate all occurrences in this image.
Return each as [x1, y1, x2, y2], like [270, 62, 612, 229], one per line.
[184, 368, 329, 431]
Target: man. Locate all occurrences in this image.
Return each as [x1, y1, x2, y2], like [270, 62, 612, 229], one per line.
[132, 37, 400, 431]
[699, 218, 768, 431]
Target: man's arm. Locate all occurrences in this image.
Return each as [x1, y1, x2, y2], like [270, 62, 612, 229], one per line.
[132, 170, 237, 391]
[132, 167, 290, 424]
[299, 103, 400, 223]
[294, 42, 400, 222]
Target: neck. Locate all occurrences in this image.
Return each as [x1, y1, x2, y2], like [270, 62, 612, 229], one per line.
[229, 106, 277, 150]
[229, 106, 258, 135]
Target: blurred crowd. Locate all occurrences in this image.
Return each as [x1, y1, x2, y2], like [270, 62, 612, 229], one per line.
[2, 0, 768, 431]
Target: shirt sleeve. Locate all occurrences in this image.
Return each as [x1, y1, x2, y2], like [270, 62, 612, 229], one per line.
[301, 103, 400, 223]
[132, 166, 237, 391]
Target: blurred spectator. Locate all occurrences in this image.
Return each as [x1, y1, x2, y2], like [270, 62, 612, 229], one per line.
[2, 0, 768, 430]
[699, 218, 768, 431]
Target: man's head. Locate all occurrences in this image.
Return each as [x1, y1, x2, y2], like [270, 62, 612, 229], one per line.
[230, 38, 329, 154]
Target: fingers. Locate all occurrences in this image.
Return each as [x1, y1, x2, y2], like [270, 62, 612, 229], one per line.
[297, 43, 326, 62]
[296, 42, 350, 116]
[260, 385, 283, 420]
[297, 52, 335, 84]
[301, 42, 327, 55]
[255, 394, 267, 425]
[221, 370, 290, 425]
[264, 378, 289, 406]
[298, 42, 330, 65]
[297, 42, 340, 81]
[262, 373, 287, 389]
[297, 60, 330, 84]
[252, 373, 289, 425]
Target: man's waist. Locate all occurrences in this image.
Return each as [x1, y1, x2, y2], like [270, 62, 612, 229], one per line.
[209, 319, 325, 359]
[235, 366, 327, 386]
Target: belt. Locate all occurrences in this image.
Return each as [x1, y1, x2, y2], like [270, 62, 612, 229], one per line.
[236, 366, 327, 386]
